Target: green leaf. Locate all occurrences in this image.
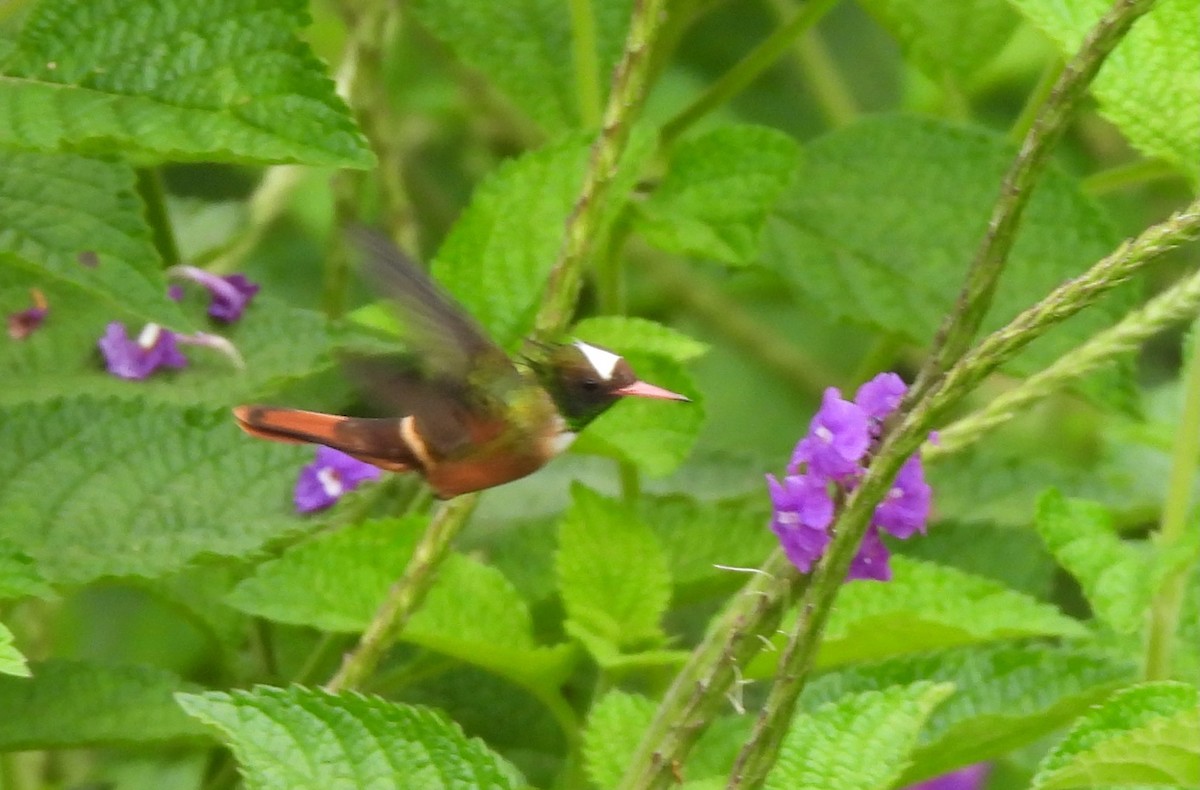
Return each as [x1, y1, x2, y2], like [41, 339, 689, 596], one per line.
[762, 116, 1130, 403]
[408, 0, 632, 132]
[858, 0, 1019, 80]
[228, 517, 575, 691]
[1033, 681, 1200, 790]
[431, 135, 590, 349]
[0, 623, 29, 678]
[634, 125, 801, 266]
[557, 484, 672, 650]
[0, 397, 316, 585]
[0, 537, 54, 600]
[1034, 490, 1186, 634]
[800, 641, 1136, 785]
[0, 151, 183, 326]
[0, 0, 371, 166]
[583, 690, 655, 789]
[0, 266, 335, 407]
[819, 556, 1087, 667]
[176, 686, 522, 790]
[766, 681, 956, 790]
[1008, 0, 1200, 175]
[573, 316, 710, 363]
[0, 660, 206, 747]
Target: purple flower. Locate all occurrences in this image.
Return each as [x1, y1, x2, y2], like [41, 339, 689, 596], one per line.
[855, 372, 907, 422]
[98, 322, 188, 380]
[873, 455, 932, 539]
[903, 764, 990, 790]
[846, 526, 892, 581]
[7, 289, 48, 340]
[167, 284, 185, 302]
[768, 473, 834, 572]
[790, 388, 870, 480]
[168, 265, 259, 323]
[294, 446, 382, 513]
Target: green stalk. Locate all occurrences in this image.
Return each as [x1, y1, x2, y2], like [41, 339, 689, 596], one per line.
[135, 167, 181, 267]
[536, 0, 670, 339]
[929, 252, 1200, 459]
[1144, 312, 1200, 680]
[911, 0, 1162, 405]
[1083, 157, 1183, 196]
[324, 495, 479, 692]
[570, 0, 603, 128]
[1007, 59, 1062, 144]
[727, 183, 1199, 790]
[764, 0, 858, 128]
[660, 0, 841, 146]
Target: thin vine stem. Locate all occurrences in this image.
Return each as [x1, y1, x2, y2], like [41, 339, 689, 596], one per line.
[1144, 303, 1200, 680]
[569, 0, 603, 128]
[135, 168, 181, 267]
[910, 0, 1162, 406]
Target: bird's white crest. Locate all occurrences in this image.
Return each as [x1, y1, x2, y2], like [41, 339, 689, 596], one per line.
[573, 340, 622, 381]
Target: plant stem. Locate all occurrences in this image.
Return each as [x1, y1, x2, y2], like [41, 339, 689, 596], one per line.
[324, 495, 479, 692]
[1083, 157, 1183, 196]
[911, 0, 1162, 405]
[1007, 59, 1062, 144]
[660, 0, 841, 146]
[1145, 308, 1200, 680]
[764, 0, 858, 128]
[536, 0, 669, 339]
[204, 165, 306, 275]
[570, 0, 603, 128]
[616, 551, 805, 790]
[645, 255, 835, 396]
[135, 168, 181, 267]
[929, 256, 1200, 459]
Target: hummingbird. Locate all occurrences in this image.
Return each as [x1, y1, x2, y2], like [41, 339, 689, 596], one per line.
[233, 231, 689, 498]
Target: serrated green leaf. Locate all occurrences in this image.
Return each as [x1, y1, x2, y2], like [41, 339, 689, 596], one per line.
[228, 517, 575, 692]
[637, 493, 776, 601]
[572, 351, 704, 476]
[177, 686, 522, 790]
[762, 116, 1131, 405]
[1008, 0, 1200, 175]
[557, 484, 672, 650]
[0, 660, 206, 747]
[858, 0, 1018, 79]
[1035, 490, 1174, 634]
[583, 690, 655, 789]
[0, 397, 316, 584]
[0, 0, 371, 166]
[0, 151, 184, 326]
[635, 125, 801, 266]
[801, 641, 1136, 785]
[1, 266, 335, 406]
[819, 556, 1087, 667]
[573, 316, 710, 363]
[766, 681, 956, 790]
[0, 537, 53, 600]
[1032, 682, 1200, 790]
[0, 623, 29, 677]
[409, 0, 632, 132]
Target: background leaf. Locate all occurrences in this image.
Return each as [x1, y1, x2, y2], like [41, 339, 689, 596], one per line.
[0, 660, 206, 748]
[0, 397, 315, 584]
[634, 125, 801, 266]
[1032, 681, 1200, 790]
[0, 624, 29, 678]
[857, 0, 1019, 80]
[765, 681, 955, 790]
[582, 690, 655, 789]
[1007, 0, 1200, 175]
[177, 686, 522, 790]
[0, 0, 371, 166]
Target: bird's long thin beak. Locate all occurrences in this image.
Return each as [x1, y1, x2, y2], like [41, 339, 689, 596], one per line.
[614, 380, 690, 401]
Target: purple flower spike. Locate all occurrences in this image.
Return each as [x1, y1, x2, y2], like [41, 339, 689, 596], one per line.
[902, 764, 990, 790]
[294, 446, 382, 513]
[98, 322, 188, 380]
[768, 473, 834, 572]
[855, 372, 907, 422]
[873, 455, 932, 539]
[7, 289, 48, 340]
[846, 526, 892, 582]
[168, 265, 259, 323]
[791, 388, 870, 480]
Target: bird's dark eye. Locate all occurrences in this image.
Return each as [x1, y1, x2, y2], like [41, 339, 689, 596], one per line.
[581, 378, 601, 391]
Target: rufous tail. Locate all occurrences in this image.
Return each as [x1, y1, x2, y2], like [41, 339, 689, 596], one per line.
[232, 406, 416, 472]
